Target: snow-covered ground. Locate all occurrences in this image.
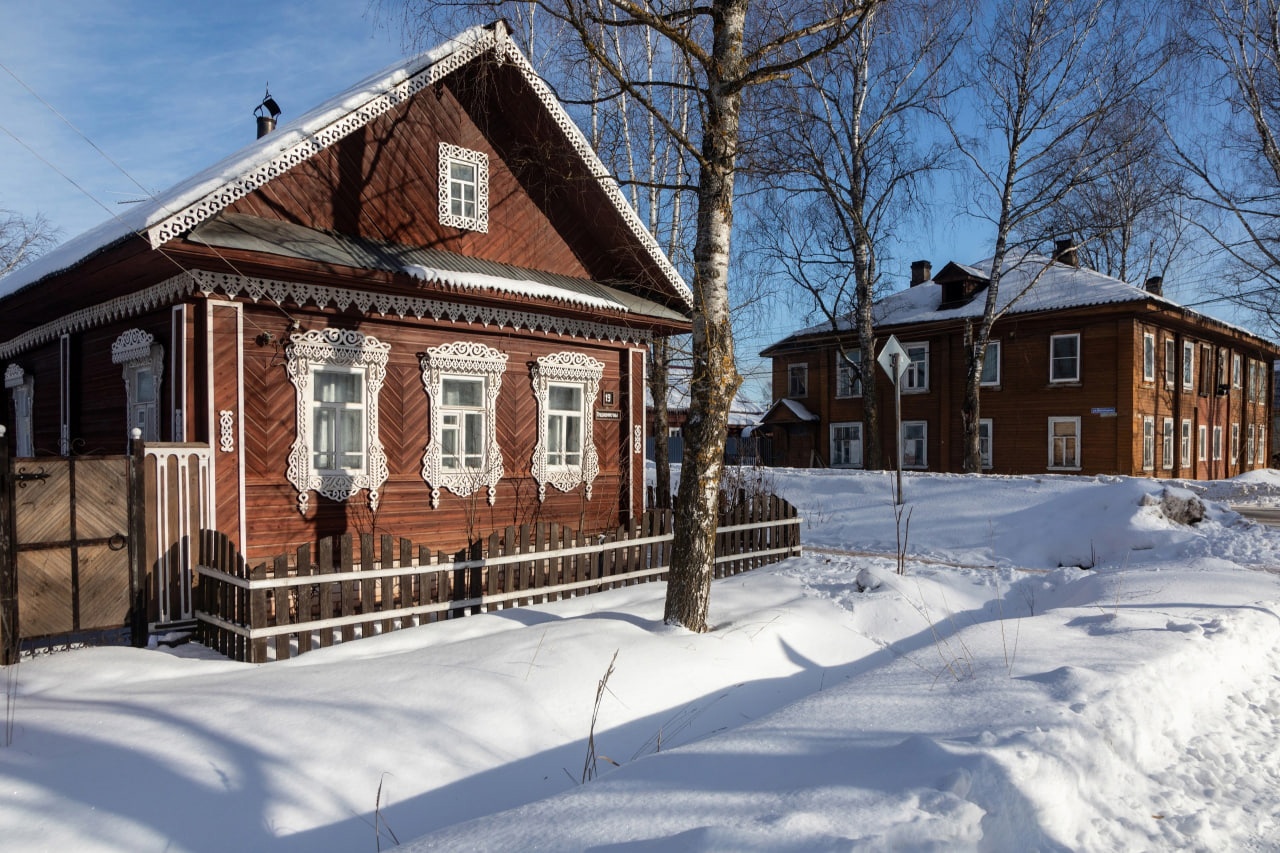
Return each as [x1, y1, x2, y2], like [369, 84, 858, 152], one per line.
[3, 469, 1280, 852]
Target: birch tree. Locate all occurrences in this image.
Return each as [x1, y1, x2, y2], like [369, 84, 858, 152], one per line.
[0, 206, 56, 277]
[950, 0, 1164, 473]
[748, 0, 967, 470]
[399, 0, 878, 631]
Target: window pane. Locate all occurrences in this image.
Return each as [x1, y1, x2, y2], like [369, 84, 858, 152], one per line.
[339, 409, 363, 468]
[314, 407, 335, 469]
[550, 385, 582, 412]
[443, 377, 483, 407]
[981, 344, 999, 384]
[136, 369, 157, 403]
[315, 371, 361, 403]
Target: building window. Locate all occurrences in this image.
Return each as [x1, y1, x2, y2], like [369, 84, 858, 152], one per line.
[1258, 427, 1266, 464]
[111, 329, 164, 442]
[1198, 425, 1207, 462]
[1199, 345, 1213, 395]
[1212, 425, 1223, 461]
[1164, 338, 1176, 387]
[904, 343, 929, 392]
[1142, 416, 1155, 470]
[1181, 419, 1192, 468]
[438, 142, 489, 232]
[285, 329, 390, 515]
[1233, 353, 1242, 388]
[902, 421, 927, 468]
[1248, 425, 1256, 467]
[979, 419, 993, 469]
[980, 341, 1001, 386]
[1049, 333, 1080, 383]
[1183, 341, 1195, 391]
[1163, 418, 1174, 470]
[788, 364, 808, 398]
[420, 341, 508, 509]
[4, 364, 33, 457]
[835, 352, 862, 398]
[831, 422, 863, 468]
[1231, 423, 1240, 463]
[1142, 332, 1155, 382]
[1048, 417, 1081, 470]
[531, 351, 603, 502]
[1217, 349, 1228, 390]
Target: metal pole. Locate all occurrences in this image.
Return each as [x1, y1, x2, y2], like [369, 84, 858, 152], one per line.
[892, 354, 903, 505]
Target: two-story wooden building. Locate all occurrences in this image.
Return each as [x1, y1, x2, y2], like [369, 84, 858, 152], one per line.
[0, 23, 692, 574]
[759, 245, 1278, 478]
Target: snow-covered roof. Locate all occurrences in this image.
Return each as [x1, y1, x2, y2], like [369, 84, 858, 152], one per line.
[644, 365, 765, 426]
[0, 24, 692, 310]
[769, 254, 1271, 349]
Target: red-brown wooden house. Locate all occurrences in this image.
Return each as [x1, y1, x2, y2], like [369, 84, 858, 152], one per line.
[0, 23, 692, 625]
[759, 246, 1279, 478]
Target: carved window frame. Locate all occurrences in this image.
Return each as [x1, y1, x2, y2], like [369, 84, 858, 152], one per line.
[5, 363, 33, 456]
[285, 329, 390, 516]
[439, 142, 489, 232]
[420, 341, 508, 508]
[111, 329, 164, 442]
[530, 351, 602, 502]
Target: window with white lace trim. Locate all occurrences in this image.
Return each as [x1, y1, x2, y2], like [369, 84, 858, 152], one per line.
[312, 368, 365, 473]
[439, 143, 489, 232]
[440, 377, 486, 471]
[547, 384, 585, 468]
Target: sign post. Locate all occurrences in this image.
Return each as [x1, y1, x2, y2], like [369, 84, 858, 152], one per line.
[877, 335, 909, 505]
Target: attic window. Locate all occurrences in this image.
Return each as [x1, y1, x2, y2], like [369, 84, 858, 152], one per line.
[439, 142, 489, 233]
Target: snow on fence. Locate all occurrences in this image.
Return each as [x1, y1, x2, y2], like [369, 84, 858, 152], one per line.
[193, 494, 801, 662]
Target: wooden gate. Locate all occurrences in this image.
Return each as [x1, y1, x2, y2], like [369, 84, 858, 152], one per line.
[2, 451, 138, 657]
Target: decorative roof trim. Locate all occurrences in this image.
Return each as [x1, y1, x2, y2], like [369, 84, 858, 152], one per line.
[0, 270, 652, 361]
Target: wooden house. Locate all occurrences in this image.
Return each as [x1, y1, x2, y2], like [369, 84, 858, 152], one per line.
[758, 245, 1278, 478]
[0, 23, 693, 619]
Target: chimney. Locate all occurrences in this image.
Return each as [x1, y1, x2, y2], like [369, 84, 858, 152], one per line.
[1053, 239, 1079, 267]
[254, 87, 281, 139]
[1144, 275, 1163, 296]
[910, 260, 932, 287]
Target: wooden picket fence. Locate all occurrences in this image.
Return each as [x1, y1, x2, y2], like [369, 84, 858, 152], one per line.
[193, 494, 801, 663]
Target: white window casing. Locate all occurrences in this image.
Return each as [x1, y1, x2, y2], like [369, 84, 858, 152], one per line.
[1143, 332, 1155, 382]
[5, 364, 33, 457]
[531, 351, 603, 502]
[1181, 419, 1192, 468]
[1162, 417, 1174, 470]
[980, 341, 1001, 387]
[905, 343, 929, 392]
[1049, 333, 1080, 383]
[902, 420, 927, 468]
[1164, 338, 1176, 387]
[438, 142, 489, 232]
[1183, 341, 1195, 390]
[285, 329, 390, 516]
[835, 352, 862, 398]
[421, 341, 508, 508]
[979, 418, 993, 468]
[1049, 416, 1081, 470]
[1198, 425, 1207, 462]
[111, 329, 164, 442]
[831, 422, 863, 468]
[1142, 416, 1154, 470]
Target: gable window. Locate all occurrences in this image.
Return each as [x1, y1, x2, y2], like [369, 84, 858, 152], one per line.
[788, 364, 808, 398]
[438, 142, 489, 232]
[286, 329, 390, 515]
[5, 364, 33, 457]
[1142, 416, 1154, 470]
[1163, 418, 1174, 470]
[901, 421, 927, 468]
[1142, 333, 1155, 382]
[980, 341, 1001, 387]
[1183, 341, 1194, 391]
[835, 352, 862, 398]
[831, 422, 863, 468]
[1181, 419, 1192, 468]
[904, 343, 929, 392]
[1198, 425, 1207, 462]
[1164, 338, 1176, 387]
[979, 419, 993, 469]
[1048, 416, 1081, 470]
[111, 329, 164, 442]
[531, 351, 603, 502]
[420, 341, 508, 509]
[1049, 333, 1080, 383]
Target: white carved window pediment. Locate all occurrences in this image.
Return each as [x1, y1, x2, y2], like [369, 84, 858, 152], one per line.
[285, 328, 390, 516]
[421, 341, 508, 508]
[438, 142, 489, 232]
[530, 351, 603, 502]
[111, 330, 164, 441]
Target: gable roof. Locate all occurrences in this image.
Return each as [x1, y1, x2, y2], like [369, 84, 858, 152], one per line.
[0, 23, 692, 312]
[764, 254, 1276, 354]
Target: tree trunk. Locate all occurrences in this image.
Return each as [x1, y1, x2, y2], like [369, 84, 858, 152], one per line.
[664, 0, 746, 633]
[648, 337, 672, 509]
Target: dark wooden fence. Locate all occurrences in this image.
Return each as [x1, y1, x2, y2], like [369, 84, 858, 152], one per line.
[194, 494, 801, 663]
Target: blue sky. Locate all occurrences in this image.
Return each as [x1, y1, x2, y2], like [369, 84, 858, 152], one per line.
[0, 1, 405, 240]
